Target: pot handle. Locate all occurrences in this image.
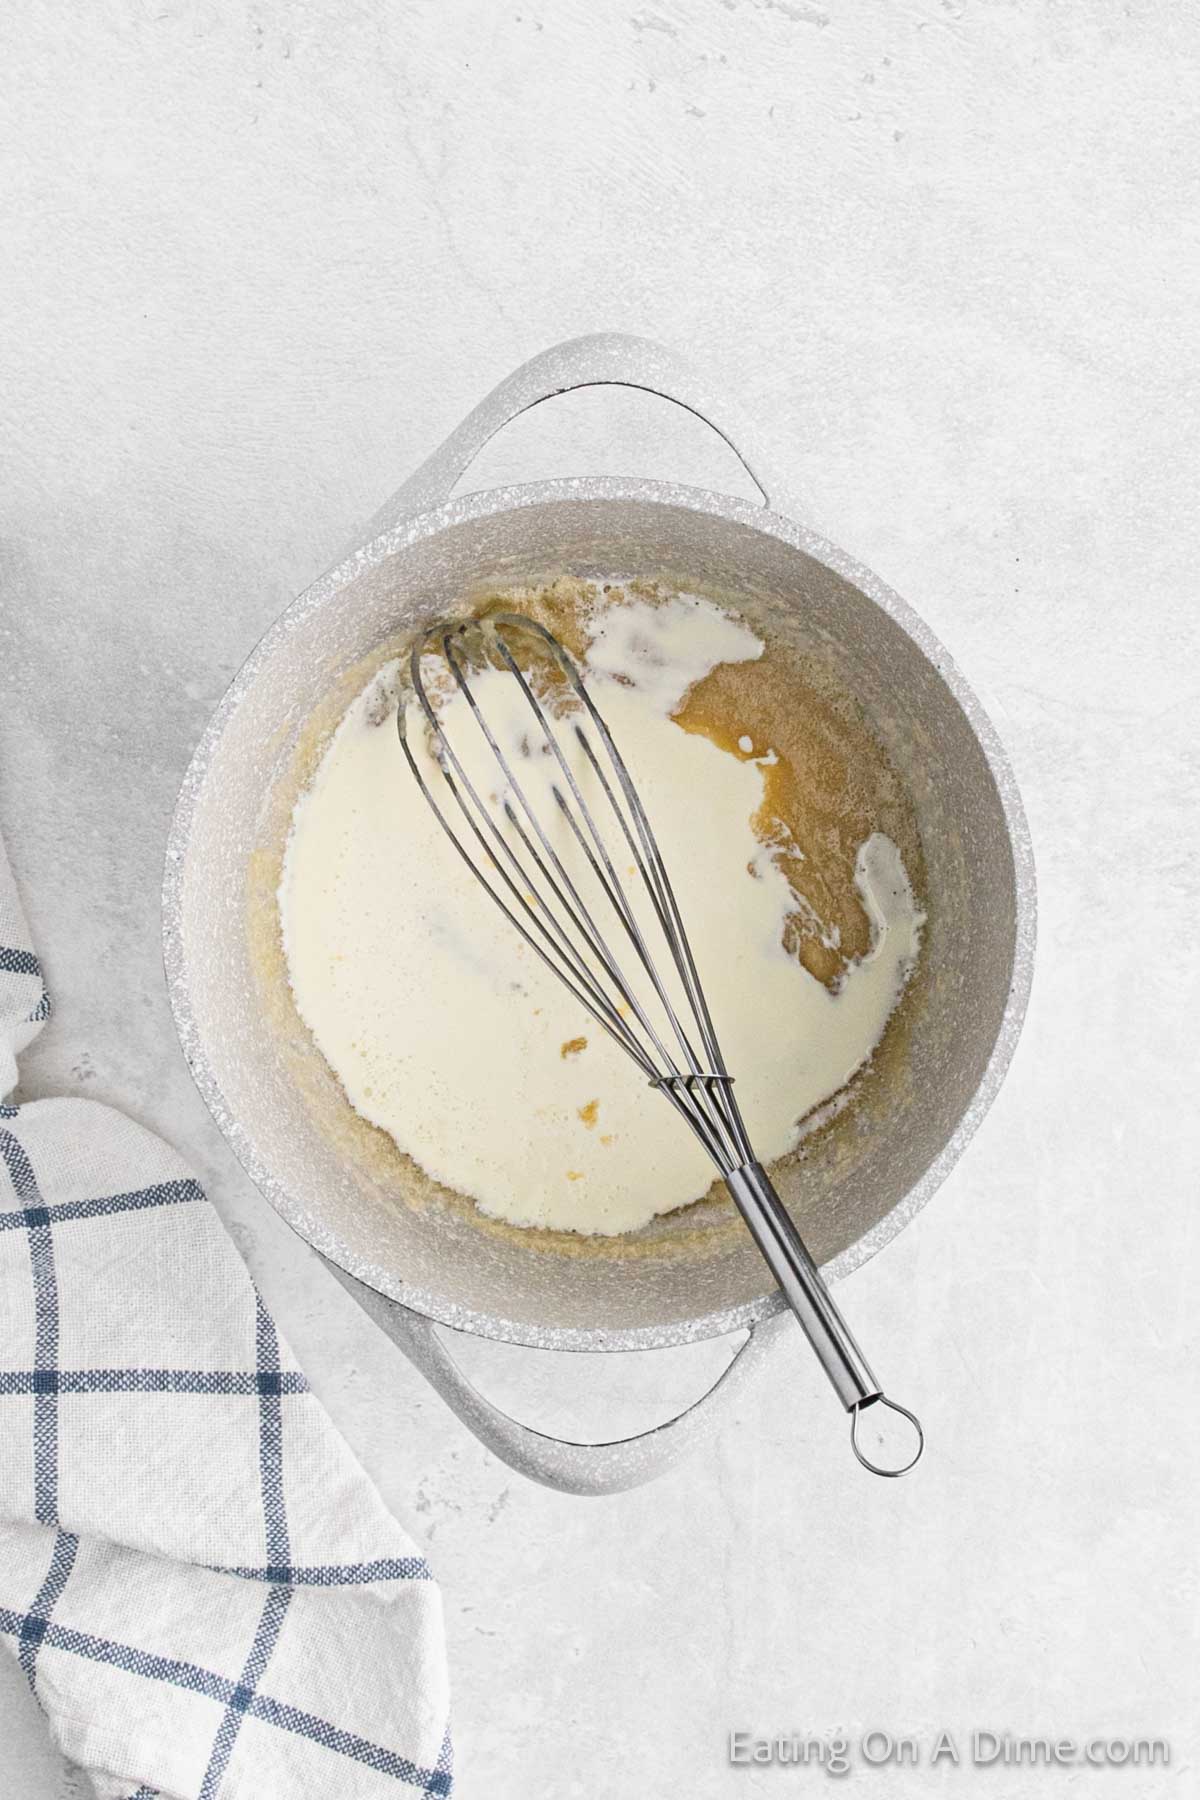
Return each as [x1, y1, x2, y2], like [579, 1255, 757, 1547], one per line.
[357, 332, 807, 543]
[325, 1260, 791, 1496]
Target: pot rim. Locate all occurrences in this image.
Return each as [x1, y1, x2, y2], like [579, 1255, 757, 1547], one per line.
[163, 474, 1036, 1352]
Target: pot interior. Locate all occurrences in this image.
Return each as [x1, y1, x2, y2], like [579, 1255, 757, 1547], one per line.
[173, 490, 1023, 1344]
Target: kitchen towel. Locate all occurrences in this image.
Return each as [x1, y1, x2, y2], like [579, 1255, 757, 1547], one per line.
[0, 829, 452, 1799]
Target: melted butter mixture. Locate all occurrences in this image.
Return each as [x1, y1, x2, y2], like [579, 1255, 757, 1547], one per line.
[279, 585, 925, 1236]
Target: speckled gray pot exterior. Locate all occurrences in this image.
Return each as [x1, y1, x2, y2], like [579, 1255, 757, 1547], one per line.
[163, 335, 1035, 1492]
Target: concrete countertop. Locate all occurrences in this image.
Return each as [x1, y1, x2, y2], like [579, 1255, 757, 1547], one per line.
[1, 4, 1196, 1795]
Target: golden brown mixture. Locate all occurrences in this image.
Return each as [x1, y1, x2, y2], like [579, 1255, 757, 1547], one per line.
[475, 579, 923, 992]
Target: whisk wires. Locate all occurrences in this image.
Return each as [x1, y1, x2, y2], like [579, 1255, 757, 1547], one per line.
[397, 613, 755, 1175]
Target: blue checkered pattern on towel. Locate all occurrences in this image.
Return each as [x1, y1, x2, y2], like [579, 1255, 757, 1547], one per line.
[0, 830, 452, 1798]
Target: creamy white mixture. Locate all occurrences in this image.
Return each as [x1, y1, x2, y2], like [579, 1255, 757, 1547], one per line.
[279, 594, 924, 1235]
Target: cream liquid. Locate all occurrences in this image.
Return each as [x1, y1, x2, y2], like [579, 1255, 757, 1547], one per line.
[279, 594, 924, 1236]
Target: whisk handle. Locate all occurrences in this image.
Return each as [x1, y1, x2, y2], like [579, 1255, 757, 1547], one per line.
[725, 1162, 923, 1475]
[725, 1162, 879, 1409]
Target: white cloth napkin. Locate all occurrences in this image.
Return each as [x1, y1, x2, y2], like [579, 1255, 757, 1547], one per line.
[0, 831, 452, 1799]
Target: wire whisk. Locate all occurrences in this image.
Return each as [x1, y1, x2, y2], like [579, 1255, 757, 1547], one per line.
[398, 612, 922, 1476]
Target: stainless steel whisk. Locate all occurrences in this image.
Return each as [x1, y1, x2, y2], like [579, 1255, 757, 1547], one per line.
[398, 612, 923, 1477]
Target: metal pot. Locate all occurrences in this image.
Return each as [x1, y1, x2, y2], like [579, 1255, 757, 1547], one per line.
[164, 334, 1035, 1494]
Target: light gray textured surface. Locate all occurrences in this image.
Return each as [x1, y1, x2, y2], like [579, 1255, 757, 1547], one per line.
[1, 4, 1196, 1797]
